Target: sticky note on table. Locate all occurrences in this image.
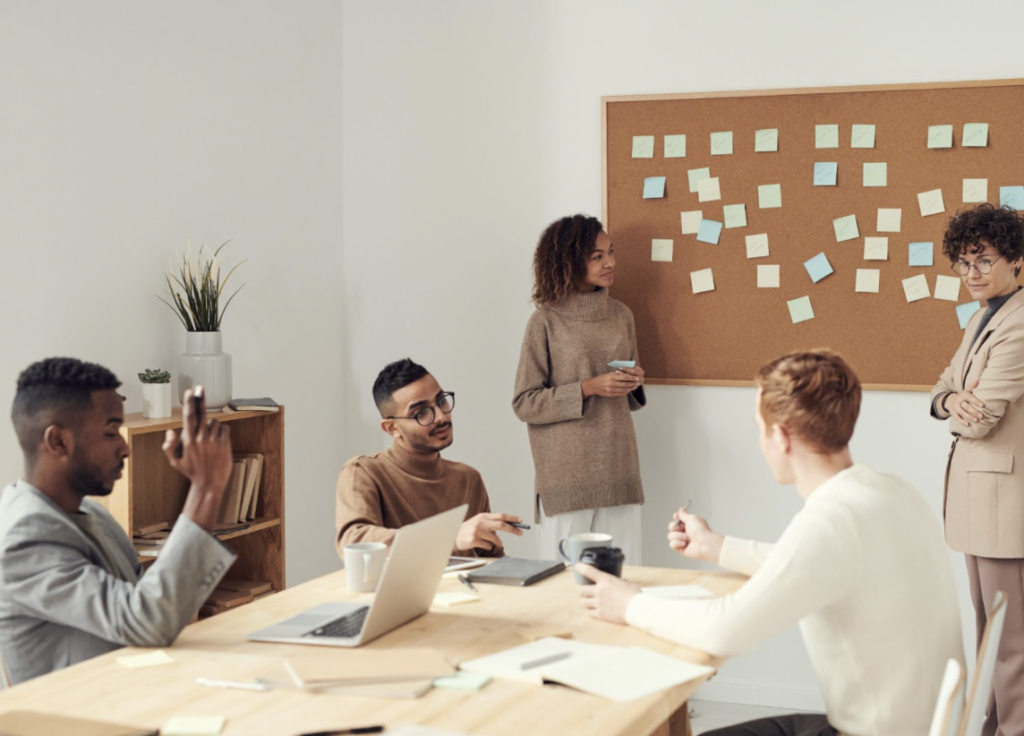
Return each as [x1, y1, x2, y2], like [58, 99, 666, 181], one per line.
[696, 219, 723, 244]
[757, 264, 780, 288]
[434, 671, 491, 691]
[928, 124, 954, 149]
[855, 269, 880, 293]
[963, 179, 988, 203]
[957, 301, 982, 329]
[681, 210, 703, 234]
[1000, 186, 1024, 210]
[902, 274, 930, 302]
[433, 591, 480, 606]
[117, 650, 174, 669]
[909, 242, 934, 267]
[688, 167, 711, 193]
[632, 135, 654, 158]
[690, 268, 715, 294]
[788, 296, 814, 324]
[851, 124, 876, 149]
[711, 131, 733, 155]
[833, 214, 859, 242]
[877, 208, 902, 232]
[758, 183, 782, 209]
[918, 189, 945, 217]
[755, 128, 778, 152]
[643, 176, 666, 199]
[723, 204, 747, 228]
[863, 162, 887, 187]
[651, 239, 673, 262]
[162, 716, 226, 736]
[963, 123, 989, 147]
[664, 134, 686, 158]
[815, 124, 839, 149]
[814, 162, 837, 186]
[935, 275, 962, 302]
[804, 252, 834, 283]
[864, 237, 889, 261]
[746, 233, 769, 259]
[697, 177, 721, 202]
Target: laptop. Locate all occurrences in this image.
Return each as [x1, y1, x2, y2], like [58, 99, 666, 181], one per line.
[248, 504, 466, 647]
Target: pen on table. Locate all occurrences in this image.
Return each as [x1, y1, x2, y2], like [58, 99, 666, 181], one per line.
[196, 677, 271, 692]
[458, 573, 477, 593]
[296, 727, 385, 736]
[520, 651, 571, 670]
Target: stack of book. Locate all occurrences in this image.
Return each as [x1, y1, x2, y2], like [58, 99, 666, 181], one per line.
[217, 452, 265, 526]
[132, 521, 172, 558]
[200, 579, 274, 618]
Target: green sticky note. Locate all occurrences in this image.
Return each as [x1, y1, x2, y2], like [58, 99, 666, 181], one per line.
[963, 123, 988, 148]
[928, 125, 953, 149]
[851, 124, 876, 149]
[723, 204, 747, 229]
[632, 135, 654, 158]
[710, 131, 733, 155]
[434, 671, 491, 691]
[863, 162, 887, 187]
[664, 134, 686, 158]
[754, 128, 778, 152]
[687, 167, 711, 193]
[815, 124, 839, 149]
[758, 183, 782, 209]
[788, 296, 814, 324]
[833, 214, 859, 242]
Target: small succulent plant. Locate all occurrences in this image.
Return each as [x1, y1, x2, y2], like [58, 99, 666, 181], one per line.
[138, 369, 171, 384]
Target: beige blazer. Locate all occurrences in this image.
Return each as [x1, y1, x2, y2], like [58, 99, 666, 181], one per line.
[931, 287, 1024, 558]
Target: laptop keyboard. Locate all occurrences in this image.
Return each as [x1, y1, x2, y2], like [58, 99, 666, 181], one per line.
[303, 606, 370, 639]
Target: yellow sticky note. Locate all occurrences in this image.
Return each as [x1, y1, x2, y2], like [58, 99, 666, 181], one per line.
[833, 214, 859, 242]
[877, 208, 901, 233]
[902, 274, 930, 303]
[162, 716, 227, 736]
[864, 237, 889, 261]
[710, 131, 733, 155]
[927, 125, 953, 149]
[687, 167, 711, 193]
[863, 162, 887, 187]
[855, 269, 880, 293]
[691, 268, 715, 294]
[117, 650, 175, 669]
[746, 233, 769, 259]
[787, 296, 814, 324]
[918, 189, 945, 217]
[962, 123, 988, 148]
[963, 179, 988, 203]
[632, 135, 654, 158]
[935, 275, 962, 302]
[758, 184, 782, 209]
[664, 134, 686, 158]
[851, 124, 876, 149]
[723, 204, 747, 229]
[815, 124, 839, 149]
[757, 264, 780, 288]
[433, 591, 480, 606]
[681, 210, 703, 234]
[754, 128, 778, 152]
[651, 239, 674, 262]
[697, 177, 721, 202]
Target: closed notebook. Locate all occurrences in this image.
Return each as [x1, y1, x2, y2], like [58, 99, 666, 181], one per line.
[285, 648, 455, 687]
[465, 556, 565, 586]
[0, 711, 156, 736]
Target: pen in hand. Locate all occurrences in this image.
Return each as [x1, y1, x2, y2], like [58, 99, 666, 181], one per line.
[296, 727, 384, 736]
[671, 499, 693, 530]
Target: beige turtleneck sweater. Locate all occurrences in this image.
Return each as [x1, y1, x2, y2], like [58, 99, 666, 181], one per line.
[334, 443, 496, 557]
[513, 288, 645, 518]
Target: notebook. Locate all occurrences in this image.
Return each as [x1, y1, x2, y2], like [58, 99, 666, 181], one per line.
[464, 556, 565, 586]
[0, 711, 156, 736]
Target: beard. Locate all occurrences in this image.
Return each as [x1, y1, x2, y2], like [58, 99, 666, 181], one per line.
[67, 456, 120, 498]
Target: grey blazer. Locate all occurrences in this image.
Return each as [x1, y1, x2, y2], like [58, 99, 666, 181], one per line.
[0, 481, 236, 685]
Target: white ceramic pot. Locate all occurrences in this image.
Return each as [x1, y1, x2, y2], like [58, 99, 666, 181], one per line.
[141, 382, 172, 419]
[177, 332, 232, 410]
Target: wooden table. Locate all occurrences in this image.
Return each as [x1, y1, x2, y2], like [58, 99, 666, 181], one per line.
[0, 565, 745, 736]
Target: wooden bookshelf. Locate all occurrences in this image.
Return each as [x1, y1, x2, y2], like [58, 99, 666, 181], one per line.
[95, 407, 285, 594]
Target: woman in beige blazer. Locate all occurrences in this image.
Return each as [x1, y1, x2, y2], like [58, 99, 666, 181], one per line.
[930, 203, 1024, 736]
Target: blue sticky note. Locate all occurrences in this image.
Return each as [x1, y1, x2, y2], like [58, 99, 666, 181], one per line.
[804, 252, 834, 283]
[956, 301, 982, 330]
[607, 360, 636, 370]
[909, 242, 934, 267]
[696, 219, 723, 245]
[814, 162, 837, 186]
[643, 176, 666, 199]
[1000, 186, 1024, 210]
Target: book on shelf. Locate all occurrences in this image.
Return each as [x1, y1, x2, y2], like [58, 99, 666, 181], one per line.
[216, 579, 273, 596]
[235, 453, 264, 522]
[218, 460, 247, 524]
[227, 397, 280, 412]
[204, 588, 254, 610]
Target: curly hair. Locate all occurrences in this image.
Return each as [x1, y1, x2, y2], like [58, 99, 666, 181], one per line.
[942, 204, 1024, 275]
[372, 357, 429, 415]
[532, 215, 604, 305]
[755, 349, 861, 454]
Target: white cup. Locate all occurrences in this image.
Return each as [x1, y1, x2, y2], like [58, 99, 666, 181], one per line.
[344, 542, 388, 592]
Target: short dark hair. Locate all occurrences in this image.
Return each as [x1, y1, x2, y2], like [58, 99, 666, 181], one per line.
[11, 357, 121, 463]
[372, 358, 429, 415]
[943, 204, 1024, 275]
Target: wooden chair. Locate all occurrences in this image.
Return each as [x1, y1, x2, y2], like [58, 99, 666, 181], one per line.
[928, 659, 965, 736]
[960, 590, 1008, 736]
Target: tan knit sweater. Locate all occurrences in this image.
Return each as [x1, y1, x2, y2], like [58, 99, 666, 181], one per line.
[513, 288, 645, 518]
[334, 444, 496, 557]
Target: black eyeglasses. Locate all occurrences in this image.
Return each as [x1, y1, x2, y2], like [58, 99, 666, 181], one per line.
[952, 255, 1003, 276]
[387, 392, 455, 426]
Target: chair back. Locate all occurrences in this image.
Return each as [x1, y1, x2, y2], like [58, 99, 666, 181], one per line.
[960, 590, 1007, 736]
[927, 658, 965, 736]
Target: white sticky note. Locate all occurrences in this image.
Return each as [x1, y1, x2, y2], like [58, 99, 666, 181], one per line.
[162, 716, 227, 736]
[757, 264, 780, 288]
[754, 128, 779, 152]
[651, 239, 674, 262]
[632, 135, 655, 158]
[687, 167, 711, 193]
[833, 214, 859, 242]
[919, 189, 945, 217]
[746, 233, 769, 259]
[664, 134, 686, 158]
[759, 184, 782, 209]
[851, 124, 876, 149]
[963, 178, 988, 203]
[935, 275, 962, 302]
[855, 269, 880, 293]
[815, 124, 839, 149]
[864, 237, 889, 261]
[963, 123, 989, 148]
[928, 125, 953, 149]
[877, 208, 902, 232]
[902, 274, 930, 303]
[788, 296, 814, 324]
[710, 131, 733, 155]
[697, 177, 721, 202]
[723, 204, 747, 229]
[681, 210, 703, 234]
[117, 650, 175, 669]
[691, 268, 715, 294]
[863, 162, 887, 187]
[433, 591, 480, 606]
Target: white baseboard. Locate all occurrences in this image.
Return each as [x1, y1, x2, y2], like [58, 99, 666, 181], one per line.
[694, 679, 826, 712]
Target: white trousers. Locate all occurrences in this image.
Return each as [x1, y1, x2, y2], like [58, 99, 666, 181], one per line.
[538, 502, 642, 567]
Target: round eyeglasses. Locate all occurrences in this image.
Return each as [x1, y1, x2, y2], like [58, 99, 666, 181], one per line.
[387, 392, 455, 426]
[951, 255, 1003, 276]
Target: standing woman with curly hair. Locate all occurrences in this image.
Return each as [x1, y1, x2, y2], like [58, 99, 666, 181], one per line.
[513, 215, 646, 563]
[930, 203, 1024, 736]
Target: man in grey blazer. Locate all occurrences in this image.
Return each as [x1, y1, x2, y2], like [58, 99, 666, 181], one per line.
[0, 357, 237, 685]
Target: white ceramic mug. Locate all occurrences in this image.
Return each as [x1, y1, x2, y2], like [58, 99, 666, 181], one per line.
[558, 532, 613, 584]
[344, 542, 388, 592]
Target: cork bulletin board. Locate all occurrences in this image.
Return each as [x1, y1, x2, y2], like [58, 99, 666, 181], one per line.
[602, 79, 1024, 390]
